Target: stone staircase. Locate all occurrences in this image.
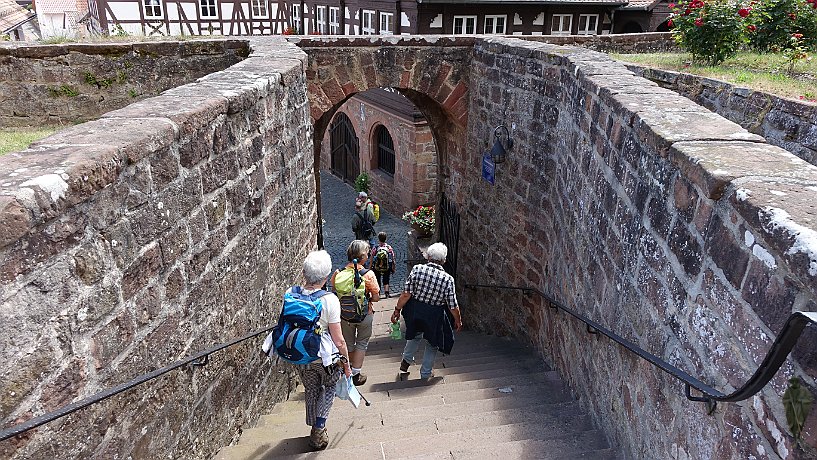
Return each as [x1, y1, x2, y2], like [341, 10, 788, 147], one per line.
[213, 298, 619, 460]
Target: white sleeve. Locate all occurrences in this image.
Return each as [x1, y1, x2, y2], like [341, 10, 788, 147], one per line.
[324, 294, 342, 324]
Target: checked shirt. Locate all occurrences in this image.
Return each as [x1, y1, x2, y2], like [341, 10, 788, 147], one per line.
[404, 262, 459, 310]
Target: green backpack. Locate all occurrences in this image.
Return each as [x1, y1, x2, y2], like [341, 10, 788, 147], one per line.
[334, 264, 369, 323]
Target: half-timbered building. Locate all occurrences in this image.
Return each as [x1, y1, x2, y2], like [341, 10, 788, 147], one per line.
[90, 0, 647, 37]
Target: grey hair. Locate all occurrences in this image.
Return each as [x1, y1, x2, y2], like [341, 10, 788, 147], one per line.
[347, 240, 370, 262]
[426, 242, 447, 263]
[303, 250, 333, 284]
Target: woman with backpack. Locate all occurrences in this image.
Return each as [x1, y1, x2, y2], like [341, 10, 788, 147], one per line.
[370, 232, 396, 298]
[331, 240, 380, 386]
[293, 250, 352, 450]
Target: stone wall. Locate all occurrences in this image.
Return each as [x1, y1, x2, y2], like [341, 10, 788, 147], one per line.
[626, 64, 817, 167]
[0, 37, 314, 459]
[520, 31, 678, 53]
[457, 37, 817, 459]
[0, 40, 249, 127]
[319, 92, 438, 214]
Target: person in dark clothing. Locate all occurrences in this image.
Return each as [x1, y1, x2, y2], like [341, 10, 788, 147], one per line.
[390, 242, 462, 380]
[370, 231, 396, 297]
[352, 192, 377, 249]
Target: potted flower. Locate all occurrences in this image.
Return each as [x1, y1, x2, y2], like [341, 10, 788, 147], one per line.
[402, 205, 435, 237]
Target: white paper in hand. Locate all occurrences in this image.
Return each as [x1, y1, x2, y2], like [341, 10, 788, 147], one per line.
[347, 378, 361, 408]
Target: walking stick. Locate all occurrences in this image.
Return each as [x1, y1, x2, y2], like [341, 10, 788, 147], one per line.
[358, 390, 372, 406]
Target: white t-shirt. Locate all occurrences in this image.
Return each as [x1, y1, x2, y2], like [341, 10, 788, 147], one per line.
[286, 287, 341, 365]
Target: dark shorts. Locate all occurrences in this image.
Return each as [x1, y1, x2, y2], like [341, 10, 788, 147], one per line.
[374, 270, 391, 286]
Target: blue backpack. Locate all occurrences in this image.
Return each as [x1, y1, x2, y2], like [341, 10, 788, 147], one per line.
[270, 287, 330, 365]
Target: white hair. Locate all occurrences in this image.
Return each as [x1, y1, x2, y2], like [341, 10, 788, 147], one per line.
[303, 250, 332, 284]
[425, 243, 447, 263]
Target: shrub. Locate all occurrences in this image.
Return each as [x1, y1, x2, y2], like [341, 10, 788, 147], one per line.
[747, 0, 817, 50]
[354, 172, 370, 193]
[670, 0, 749, 64]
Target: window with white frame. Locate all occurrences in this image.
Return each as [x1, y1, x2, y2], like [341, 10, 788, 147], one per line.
[329, 6, 340, 34]
[199, 0, 217, 18]
[291, 4, 301, 33]
[361, 9, 376, 35]
[484, 15, 506, 34]
[251, 0, 267, 17]
[551, 14, 572, 35]
[453, 15, 477, 34]
[316, 5, 327, 34]
[379, 12, 394, 34]
[578, 14, 598, 35]
[143, 0, 162, 18]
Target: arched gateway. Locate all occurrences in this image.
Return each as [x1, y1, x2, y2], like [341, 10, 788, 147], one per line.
[293, 36, 474, 255]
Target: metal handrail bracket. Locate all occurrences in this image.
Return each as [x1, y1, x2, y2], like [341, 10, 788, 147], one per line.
[465, 283, 816, 411]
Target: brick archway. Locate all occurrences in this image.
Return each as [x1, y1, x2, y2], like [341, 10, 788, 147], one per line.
[295, 37, 474, 203]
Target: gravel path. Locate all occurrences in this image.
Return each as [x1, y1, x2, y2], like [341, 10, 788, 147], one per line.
[319, 170, 410, 296]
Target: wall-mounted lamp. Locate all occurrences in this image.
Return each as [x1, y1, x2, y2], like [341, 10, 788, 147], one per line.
[490, 125, 513, 164]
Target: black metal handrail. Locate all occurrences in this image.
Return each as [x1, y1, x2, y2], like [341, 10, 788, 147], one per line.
[465, 283, 817, 413]
[0, 325, 274, 442]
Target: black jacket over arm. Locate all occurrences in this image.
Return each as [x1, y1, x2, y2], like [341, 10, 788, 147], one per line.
[401, 297, 455, 355]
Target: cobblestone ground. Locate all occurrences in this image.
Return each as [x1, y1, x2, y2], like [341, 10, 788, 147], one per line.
[319, 170, 409, 296]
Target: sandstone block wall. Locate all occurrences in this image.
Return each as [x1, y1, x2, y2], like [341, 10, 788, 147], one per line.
[0, 37, 313, 459]
[627, 65, 817, 168]
[457, 37, 817, 459]
[0, 40, 249, 127]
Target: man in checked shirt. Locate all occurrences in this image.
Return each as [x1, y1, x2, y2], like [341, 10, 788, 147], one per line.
[390, 242, 463, 380]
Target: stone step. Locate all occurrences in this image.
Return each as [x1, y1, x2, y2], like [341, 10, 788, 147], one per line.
[360, 343, 545, 366]
[242, 404, 593, 449]
[215, 422, 609, 460]
[260, 396, 584, 429]
[405, 443, 621, 460]
[358, 372, 567, 403]
[363, 331, 531, 353]
[213, 328, 617, 460]
[359, 355, 548, 379]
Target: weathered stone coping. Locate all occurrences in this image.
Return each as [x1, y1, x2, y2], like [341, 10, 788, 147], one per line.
[0, 39, 249, 58]
[0, 37, 304, 253]
[483, 36, 817, 286]
[626, 64, 817, 167]
[519, 31, 677, 52]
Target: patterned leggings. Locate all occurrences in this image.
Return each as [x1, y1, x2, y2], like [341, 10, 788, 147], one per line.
[297, 361, 341, 426]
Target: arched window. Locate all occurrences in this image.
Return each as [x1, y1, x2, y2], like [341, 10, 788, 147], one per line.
[376, 126, 395, 176]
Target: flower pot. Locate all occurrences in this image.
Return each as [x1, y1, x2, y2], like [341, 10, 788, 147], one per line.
[412, 223, 433, 238]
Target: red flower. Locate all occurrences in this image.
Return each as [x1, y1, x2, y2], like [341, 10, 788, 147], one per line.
[738, 7, 750, 17]
[668, 19, 674, 27]
[695, 17, 704, 26]
[669, 2, 676, 7]
[684, 8, 691, 15]
[747, 24, 757, 31]
[793, 33, 804, 38]
[789, 12, 797, 20]
[691, 0, 704, 7]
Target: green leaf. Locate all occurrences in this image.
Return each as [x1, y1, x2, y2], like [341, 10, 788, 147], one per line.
[783, 377, 814, 441]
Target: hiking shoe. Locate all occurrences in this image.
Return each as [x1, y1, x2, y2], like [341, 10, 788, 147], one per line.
[309, 426, 328, 450]
[399, 359, 411, 373]
[352, 372, 367, 386]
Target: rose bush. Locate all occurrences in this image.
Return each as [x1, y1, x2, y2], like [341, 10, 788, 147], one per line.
[746, 0, 817, 50]
[670, 0, 749, 64]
